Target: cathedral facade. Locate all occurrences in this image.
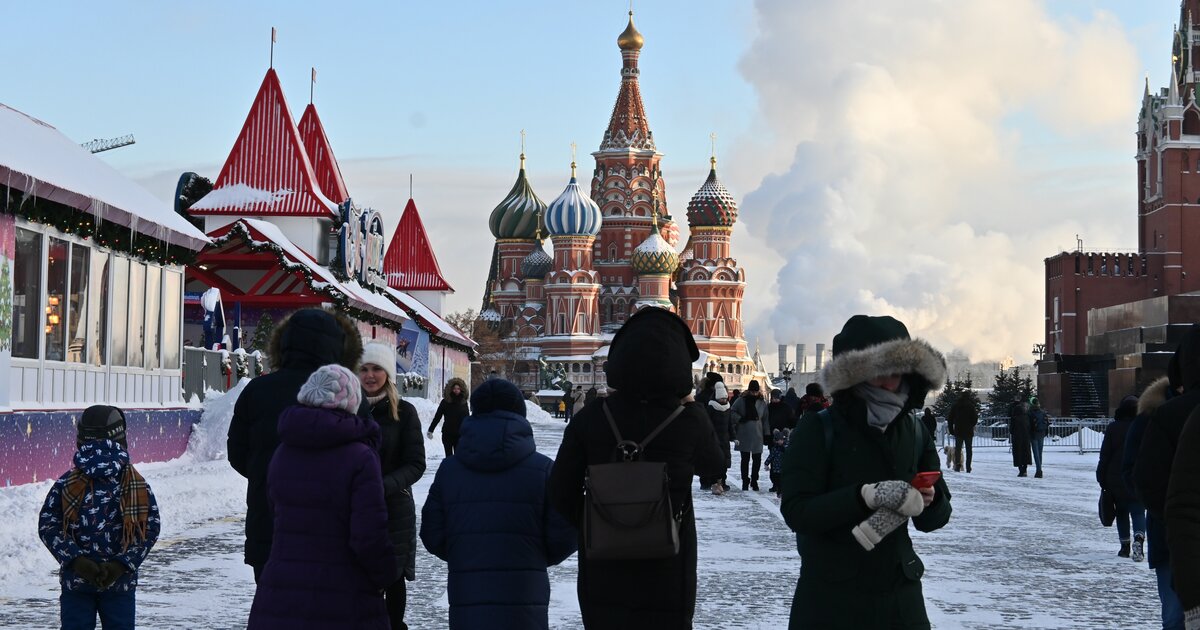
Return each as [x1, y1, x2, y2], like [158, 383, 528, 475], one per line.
[479, 12, 755, 393]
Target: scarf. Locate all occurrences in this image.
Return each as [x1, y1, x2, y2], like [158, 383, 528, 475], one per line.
[61, 461, 151, 552]
[708, 399, 730, 412]
[853, 382, 910, 432]
[365, 393, 387, 406]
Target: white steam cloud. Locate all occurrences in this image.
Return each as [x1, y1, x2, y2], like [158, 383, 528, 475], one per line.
[732, 0, 1140, 363]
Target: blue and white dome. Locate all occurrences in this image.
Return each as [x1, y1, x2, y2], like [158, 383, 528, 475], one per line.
[545, 166, 602, 237]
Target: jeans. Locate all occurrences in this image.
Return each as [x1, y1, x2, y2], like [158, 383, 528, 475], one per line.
[954, 436, 973, 471]
[1155, 564, 1184, 630]
[1031, 435, 1046, 471]
[60, 588, 135, 630]
[740, 451, 761, 484]
[1115, 500, 1147, 542]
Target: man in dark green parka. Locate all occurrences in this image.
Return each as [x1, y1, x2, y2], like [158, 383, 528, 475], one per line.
[781, 315, 952, 629]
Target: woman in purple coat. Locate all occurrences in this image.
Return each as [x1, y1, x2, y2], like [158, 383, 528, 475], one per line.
[248, 364, 397, 629]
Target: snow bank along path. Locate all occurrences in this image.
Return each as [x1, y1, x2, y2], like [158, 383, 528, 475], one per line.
[0, 387, 1164, 628]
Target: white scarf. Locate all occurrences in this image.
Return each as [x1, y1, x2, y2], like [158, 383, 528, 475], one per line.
[853, 382, 910, 432]
[708, 398, 730, 411]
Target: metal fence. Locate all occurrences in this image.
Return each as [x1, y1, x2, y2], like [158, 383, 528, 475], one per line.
[182, 347, 266, 402]
[938, 417, 1109, 454]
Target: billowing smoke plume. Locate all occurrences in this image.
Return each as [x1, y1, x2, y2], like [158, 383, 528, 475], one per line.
[732, 0, 1139, 362]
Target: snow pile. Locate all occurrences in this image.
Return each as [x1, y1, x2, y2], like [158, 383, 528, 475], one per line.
[526, 400, 558, 427]
[190, 183, 294, 210]
[186, 378, 250, 462]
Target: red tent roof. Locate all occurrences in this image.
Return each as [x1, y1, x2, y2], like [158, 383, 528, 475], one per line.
[189, 69, 337, 217]
[384, 197, 453, 292]
[298, 103, 350, 206]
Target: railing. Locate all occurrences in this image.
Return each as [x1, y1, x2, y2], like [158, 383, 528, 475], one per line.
[941, 417, 1110, 453]
[181, 347, 266, 402]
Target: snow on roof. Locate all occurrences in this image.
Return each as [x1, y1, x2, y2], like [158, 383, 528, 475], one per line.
[0, 103, 210, 251]
[383, 286, 475, 348]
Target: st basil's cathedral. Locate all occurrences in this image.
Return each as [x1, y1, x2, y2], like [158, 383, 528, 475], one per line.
[479, 11, 757, 393]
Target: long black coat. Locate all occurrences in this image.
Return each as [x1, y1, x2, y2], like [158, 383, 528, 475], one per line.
[1136, 324, 1200, 519]
[706, 399, 734, 469]
[1167, 405, 1200, 613]
[1097, 415, 1137, 503]
[1008, 402, 1033, 468]
[228, 309, 363, 569]
[548, 395, 723, 629]
[369, 397, 426, 581]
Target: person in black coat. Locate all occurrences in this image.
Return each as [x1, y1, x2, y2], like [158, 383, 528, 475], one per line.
[549, 308, 723, 629]
[920, 408, 937, 441]
[1008, 400, 1033, 477]
[227, 308, 364, 581]
[359, 342, 426, 630]
[1167, 405, 1200, 628]
[783, 387, 803, 416]
[769, 389, 798, 433]
[1097, 395, 1144, 560]
[427, 377, 470, 456]
[703, 381, 734, 494]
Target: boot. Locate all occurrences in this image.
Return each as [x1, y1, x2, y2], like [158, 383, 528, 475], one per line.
[1118, 541, 1131, 558]
[711, 483, 725, 496]
[750, 480, 760, 491]
[742, 480, 750, 492]
[1034, 469, 1043, 478]
[1132, 533, 1145, 562]
[1018, 467, 1028, 477]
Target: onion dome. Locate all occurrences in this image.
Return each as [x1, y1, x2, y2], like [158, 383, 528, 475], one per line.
[489, 154, 547, 239]
[521, 240, 552, 279]
[545, 162, 602, 237]
[661, 215, 680, 248]
[480, 306, 501, 323]
[617, 11, 644, 51]
[632, 216, 679, 275]
[686, 157, 738, 227]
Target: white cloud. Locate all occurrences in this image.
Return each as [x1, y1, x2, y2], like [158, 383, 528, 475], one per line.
[730, 0, 1141, 366]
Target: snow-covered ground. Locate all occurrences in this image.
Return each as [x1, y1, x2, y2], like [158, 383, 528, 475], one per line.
[0, 389, 1162, 629]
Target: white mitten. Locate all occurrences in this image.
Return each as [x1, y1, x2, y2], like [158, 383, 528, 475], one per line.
[851, 508, 908, 551]
[426, 431, 434, 440]
[860, 480, 924, 517]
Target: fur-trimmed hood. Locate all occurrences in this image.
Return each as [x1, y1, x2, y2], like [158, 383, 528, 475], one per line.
[267, 308, 363, 372]
[443, 377, 469, 402]
[819, 337, 947, 402]
[1138, 376, 1171, 417]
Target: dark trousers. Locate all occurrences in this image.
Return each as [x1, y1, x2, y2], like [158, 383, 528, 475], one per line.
[740, 451, 761, 483]
[385, 578, 408, 630]
[442, 436, 457, 457]
[60, 588, 135, 630]
[253, 563, 264, 583]
[954, 436, 973, 471]
[770, 471, 781, 491]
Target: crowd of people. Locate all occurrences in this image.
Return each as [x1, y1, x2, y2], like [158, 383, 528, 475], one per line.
[47, 308, 1200, 629]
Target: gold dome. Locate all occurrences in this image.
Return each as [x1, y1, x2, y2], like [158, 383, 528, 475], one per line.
[617, 12, 644, 51]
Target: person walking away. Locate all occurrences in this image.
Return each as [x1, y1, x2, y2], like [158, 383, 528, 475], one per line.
[586, 386, 598, 407]
[548, 307, 723, 628]
[428, 377, 470, 457]
[563, 388, 577, 424]
[39, 406, 160, 630]
[1009, 399, 1034, 477]
[1167, 404, 1200, 630]
[1139, 325, 1200, 630]
[732, 380, 770, 491]
[703, 380, 734, 495]
[1125, 374, 1184, 629]
[228, 308, 363, 581]
[359, 342, 427, 630]
[573, 385, 587, 417]
[780, 314, 952, 630]
[1029, 397, 1050, 478]
[947, 395, 979, 473]
[421, 379, 577, 629]
[696, 372, 724, 406]
[920, 408, 937, 441]
[247, 364, 396, 629]
[783, 387, 803, 416]
[1098, 395, 1145, 561]
[770, 388, 798, 433]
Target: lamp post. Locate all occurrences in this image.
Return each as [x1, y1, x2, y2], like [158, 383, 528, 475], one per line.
[780, 361, 795, 392]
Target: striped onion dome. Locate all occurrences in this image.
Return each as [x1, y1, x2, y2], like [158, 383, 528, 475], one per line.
[521, 241, 552, 279]
[686, 158, 738, 228]
[545, 164, 602, 237]
[489, 156, 547, 239]
[631, 226, 679, 275]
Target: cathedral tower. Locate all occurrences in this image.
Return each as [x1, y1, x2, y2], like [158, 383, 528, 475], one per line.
[543, 159, 604, 357]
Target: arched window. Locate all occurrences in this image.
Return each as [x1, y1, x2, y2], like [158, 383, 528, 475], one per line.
[583, 363, 591, 373]
[572, 363, 580, 373]
[609, 243, 617, 260]
[1186, 110, 1200, 135]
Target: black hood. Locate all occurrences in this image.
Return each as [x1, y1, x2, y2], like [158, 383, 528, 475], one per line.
[606, 308, 699, 402]
[270, 308, 361, 371]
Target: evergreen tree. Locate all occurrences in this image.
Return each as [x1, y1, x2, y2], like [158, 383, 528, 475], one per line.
[987, 367, 1037, 416]
[250, 311, 274, 353]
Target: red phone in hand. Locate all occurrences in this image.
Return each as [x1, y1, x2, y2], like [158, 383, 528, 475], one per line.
[911, 471, 942, 489]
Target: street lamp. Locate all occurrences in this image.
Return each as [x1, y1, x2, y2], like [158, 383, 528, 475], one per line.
[780, 361, 795, 392]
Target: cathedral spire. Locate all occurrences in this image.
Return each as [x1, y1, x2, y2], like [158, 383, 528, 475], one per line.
[600, 10, 655, 152]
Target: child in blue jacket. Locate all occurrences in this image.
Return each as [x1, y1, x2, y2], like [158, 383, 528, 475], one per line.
[38, 405, 161, 630]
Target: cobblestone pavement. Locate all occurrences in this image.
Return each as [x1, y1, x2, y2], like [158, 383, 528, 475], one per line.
[0, 422, 1164, 629]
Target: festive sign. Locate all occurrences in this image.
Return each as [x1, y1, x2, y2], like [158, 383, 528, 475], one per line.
[338, 199, 386, 289]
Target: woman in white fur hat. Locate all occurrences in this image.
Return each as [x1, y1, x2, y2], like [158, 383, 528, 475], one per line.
[358, 341, 426, 630]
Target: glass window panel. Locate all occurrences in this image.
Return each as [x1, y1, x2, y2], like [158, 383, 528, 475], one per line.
[67, 243, 89, 363]
[144, 265, 161, 370]
[162, 271, 181, 370]
[127, 262, 145, 367]
[13, 228, 42, 359]
[88, 250, 109, 366]
[110, 258, 129, 366]
[44, 238, 68, 362]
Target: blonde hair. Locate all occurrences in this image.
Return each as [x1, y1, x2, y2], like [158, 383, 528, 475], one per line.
[383, 380, 400, 421]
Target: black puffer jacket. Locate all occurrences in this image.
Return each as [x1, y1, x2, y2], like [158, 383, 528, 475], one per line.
[227, 308, 364, 568]
[1167, 404, 1200, 613]
[369, 396, 426, 581]
[429, 378, 470, 440]
[1136, 324, 1200, 518]
[1096, 398, 1138, 503]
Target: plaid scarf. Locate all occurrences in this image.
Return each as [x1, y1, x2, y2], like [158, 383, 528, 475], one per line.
[61, 464, 151, 552]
